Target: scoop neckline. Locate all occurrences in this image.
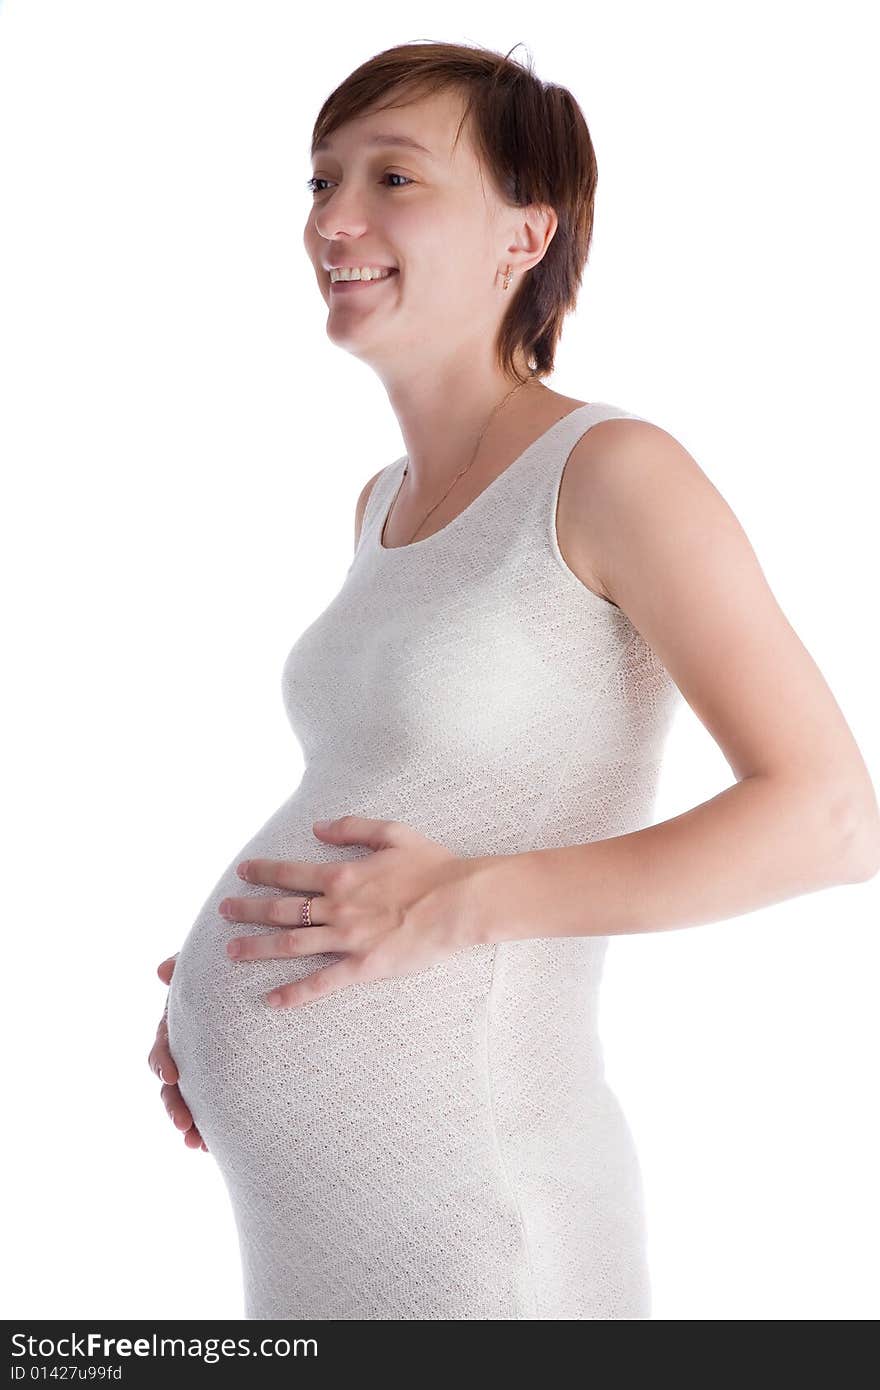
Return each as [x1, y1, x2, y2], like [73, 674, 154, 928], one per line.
[376, 401, 595, 554]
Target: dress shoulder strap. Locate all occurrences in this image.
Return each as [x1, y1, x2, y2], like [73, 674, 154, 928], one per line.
[489, 399, 650, 531]
[354, 456, 407, 555]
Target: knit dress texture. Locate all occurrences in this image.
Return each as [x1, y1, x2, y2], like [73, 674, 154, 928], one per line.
[165, 400, 684, 1320]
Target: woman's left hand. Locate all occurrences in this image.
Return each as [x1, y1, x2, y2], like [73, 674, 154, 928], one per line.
[217, 816, 482, 1008]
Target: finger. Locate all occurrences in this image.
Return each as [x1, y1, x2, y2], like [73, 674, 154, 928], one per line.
[266, 958, 362, 1009]
[238, 859, 334, 893]
[226, 925, 346, 962]
[183, 1123, 207, 1151]
[219, 892, 332, 929]
[148, 1014, 180, 1085]
[156, 955, 177, 986]
[152, 1039, 179, 1086]
[148, 1041, 168, 1083]
[162, 1081, 194, 1132]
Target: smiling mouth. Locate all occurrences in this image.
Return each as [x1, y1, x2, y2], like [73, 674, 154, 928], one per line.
[328, 270, 399, 293]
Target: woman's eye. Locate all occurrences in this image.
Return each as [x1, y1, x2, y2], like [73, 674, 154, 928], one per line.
[305, 173, 414, 194]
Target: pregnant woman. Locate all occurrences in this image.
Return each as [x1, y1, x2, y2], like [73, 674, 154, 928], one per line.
[148, 42, 880, 1320]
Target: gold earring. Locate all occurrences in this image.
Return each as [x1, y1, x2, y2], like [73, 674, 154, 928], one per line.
[502, 264, 512, 291]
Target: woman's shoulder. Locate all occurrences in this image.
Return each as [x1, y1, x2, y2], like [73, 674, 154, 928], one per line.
[557, 412, 691, 605]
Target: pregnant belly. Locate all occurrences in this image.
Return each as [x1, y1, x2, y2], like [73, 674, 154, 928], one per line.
[161, 791, 622, 1318]
[164, 791, 499, 1171]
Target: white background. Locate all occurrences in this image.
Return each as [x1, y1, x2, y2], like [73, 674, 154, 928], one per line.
[1, 0, 877, 1321]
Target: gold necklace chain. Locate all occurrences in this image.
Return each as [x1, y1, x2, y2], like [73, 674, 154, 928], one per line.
[384, 376, 539, 546]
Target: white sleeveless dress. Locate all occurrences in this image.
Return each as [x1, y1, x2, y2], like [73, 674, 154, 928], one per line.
[166, 401, 683, 1320]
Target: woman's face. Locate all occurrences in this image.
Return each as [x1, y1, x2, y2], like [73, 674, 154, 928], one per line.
[303, 89, 519, 378]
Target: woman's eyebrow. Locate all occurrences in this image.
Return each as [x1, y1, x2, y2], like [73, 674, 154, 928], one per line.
[312, 132, 436, 160]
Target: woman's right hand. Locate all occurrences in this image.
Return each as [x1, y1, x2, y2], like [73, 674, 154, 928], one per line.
[149, 954, 208, 1152]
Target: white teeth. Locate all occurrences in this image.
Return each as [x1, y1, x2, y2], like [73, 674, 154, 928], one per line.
[329, 266, 393, 283]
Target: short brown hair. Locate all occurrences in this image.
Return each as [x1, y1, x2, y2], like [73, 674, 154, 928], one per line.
[309, 40, 598, 383]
